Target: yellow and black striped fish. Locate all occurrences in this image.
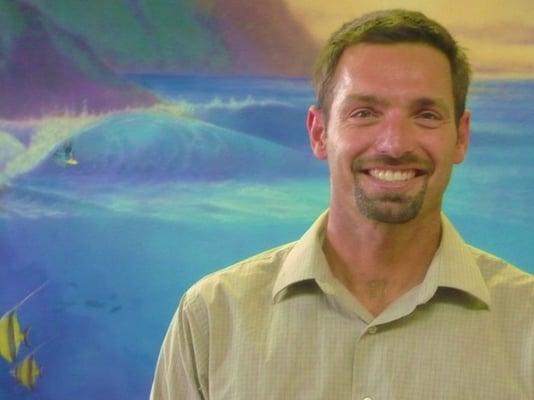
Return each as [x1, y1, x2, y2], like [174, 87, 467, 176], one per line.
[0, 310, 29, 363]
[0, 282, 47, 363]
[11, 354, 41, 390]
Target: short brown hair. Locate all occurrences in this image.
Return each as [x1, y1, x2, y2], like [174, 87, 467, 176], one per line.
[312, 9, 471, 123]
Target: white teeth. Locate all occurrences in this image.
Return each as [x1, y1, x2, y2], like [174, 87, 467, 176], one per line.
[368, 169, 416, 182]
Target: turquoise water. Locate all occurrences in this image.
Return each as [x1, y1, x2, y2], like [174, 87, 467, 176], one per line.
[0, 77, 532, 399]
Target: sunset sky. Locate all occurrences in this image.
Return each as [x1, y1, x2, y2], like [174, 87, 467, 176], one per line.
[285, 0, 534, 78]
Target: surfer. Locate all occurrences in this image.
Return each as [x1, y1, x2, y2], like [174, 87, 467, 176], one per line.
[64, 142, 78, 165]
[54, 142, 78, 166]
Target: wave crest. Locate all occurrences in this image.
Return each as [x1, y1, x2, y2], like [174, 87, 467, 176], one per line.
[12, 110, 323, 184]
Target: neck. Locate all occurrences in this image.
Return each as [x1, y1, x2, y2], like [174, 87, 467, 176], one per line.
[324, 205, 442, 316]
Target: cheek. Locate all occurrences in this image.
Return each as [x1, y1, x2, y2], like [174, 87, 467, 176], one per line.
[328, 141, 357, 166]
[326, 144, 355, 179]
[428, 152, 457, 189]
[421, 136, 457, 164]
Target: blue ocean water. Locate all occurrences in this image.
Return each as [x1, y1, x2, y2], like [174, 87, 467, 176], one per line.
[0, 76, 533, 399]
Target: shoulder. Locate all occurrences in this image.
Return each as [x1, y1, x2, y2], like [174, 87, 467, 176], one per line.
[467, 244, 534, 308]
[468, 245, 534, 288]
[182, 241, 297, 311]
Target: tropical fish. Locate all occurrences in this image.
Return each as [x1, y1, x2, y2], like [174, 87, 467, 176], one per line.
[11, 353, 41, 390]
[11, 338, 53, 390]
[0, 282, 47, 363]
[0, 310, 29, 363]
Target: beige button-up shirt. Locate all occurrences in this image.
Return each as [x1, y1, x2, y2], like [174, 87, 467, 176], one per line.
[151, 211, 534, 399]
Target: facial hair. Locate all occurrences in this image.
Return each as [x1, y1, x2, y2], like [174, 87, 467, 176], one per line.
[351, 155, 432, 224]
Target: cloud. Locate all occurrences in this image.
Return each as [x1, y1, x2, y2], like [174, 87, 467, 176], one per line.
[462, 41, 534, 77]
[452, 23, 534, 46]
[284, 0, 534, 77]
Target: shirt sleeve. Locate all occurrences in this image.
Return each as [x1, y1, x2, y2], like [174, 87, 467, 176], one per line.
[150, 290, 209, 400]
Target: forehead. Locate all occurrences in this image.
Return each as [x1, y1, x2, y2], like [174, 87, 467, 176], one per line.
[332, 43, 454, 106]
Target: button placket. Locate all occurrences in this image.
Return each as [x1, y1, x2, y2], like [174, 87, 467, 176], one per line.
[353, 323, 380, 400]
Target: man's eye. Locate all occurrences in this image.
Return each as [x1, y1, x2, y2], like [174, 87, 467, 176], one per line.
[418, 111, 440, 120]
[351, 109, 375, 118]
[416, 111, 443, 127]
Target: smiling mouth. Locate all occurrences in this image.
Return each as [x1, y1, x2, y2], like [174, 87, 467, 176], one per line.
[363, 168, 426, 182]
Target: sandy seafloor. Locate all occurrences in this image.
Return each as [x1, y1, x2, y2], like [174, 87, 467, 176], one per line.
[0, 76, 532, 399]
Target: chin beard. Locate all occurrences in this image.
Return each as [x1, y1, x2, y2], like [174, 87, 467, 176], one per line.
[353, 181, 427, 224]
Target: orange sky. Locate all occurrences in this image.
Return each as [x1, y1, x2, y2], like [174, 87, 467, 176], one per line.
[285, 0, 534, 78]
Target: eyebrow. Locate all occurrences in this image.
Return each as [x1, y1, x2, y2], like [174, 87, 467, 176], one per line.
[342, 94, 389, 107]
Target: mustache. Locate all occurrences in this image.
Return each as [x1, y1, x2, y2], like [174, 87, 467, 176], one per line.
[351, 154, 433, 172]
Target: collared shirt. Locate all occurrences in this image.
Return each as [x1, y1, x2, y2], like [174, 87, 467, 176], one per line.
[151, 211, 534, 400]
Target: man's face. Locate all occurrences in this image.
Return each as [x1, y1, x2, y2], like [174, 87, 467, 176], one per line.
[307, 43, 470, 224]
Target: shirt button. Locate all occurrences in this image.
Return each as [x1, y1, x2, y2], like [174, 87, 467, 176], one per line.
[367, 326, 378, 334]
[363, 397, 373, 400]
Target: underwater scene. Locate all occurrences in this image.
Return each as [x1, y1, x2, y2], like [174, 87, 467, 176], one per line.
[0, 76, 533, 399]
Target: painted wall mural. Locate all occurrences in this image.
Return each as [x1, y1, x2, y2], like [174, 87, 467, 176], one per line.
[1, 1, 533, 398]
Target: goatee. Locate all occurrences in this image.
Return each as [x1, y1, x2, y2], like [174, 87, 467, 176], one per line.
[351, 154, 432, 224]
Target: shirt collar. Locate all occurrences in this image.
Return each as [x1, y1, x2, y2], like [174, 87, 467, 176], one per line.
[272, 210, 329, 302]
[418, 214, 491, 307]
[272, 210, 491, 308]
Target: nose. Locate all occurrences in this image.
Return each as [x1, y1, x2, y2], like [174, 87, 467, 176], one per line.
[373, 114, 416, 158]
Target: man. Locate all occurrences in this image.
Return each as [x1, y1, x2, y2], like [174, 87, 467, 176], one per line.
[151, 9, 533, 399]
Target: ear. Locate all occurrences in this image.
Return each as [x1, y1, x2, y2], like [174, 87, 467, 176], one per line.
[453, 110, 470, 164]
[307, 105, 328, 160]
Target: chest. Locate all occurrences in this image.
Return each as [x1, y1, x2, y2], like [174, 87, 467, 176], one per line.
[205, 297, 530, 400]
